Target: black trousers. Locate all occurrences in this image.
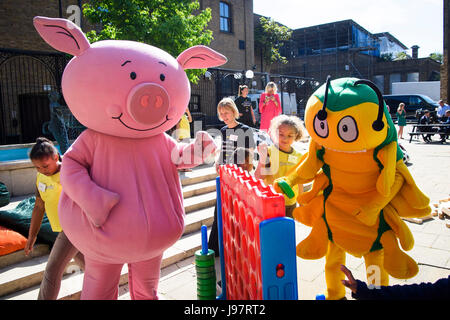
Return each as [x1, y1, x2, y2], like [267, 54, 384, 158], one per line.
[208, 203, 220, 257]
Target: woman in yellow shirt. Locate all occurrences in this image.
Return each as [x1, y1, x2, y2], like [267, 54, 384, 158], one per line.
[255, 115, 307, 217]
[25, 137, 84, 300]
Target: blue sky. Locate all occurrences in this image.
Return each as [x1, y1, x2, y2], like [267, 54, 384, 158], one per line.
[253, 0, 444, 58]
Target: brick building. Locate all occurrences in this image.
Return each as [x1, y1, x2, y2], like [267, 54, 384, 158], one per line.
[200, 0, 254, 71]
[0, 0, 258, 143]
[0, 1, 89, 144]
[268, 19, 441, 95]
[190, 0, 258, 126]
[0, 1, 92, 51]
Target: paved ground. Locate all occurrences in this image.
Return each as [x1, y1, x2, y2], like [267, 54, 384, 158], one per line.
[124, 124, 450, 300]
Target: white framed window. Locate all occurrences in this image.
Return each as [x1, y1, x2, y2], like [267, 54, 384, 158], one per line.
[220, 2, 232, 33]
[407, 72, 419, 82]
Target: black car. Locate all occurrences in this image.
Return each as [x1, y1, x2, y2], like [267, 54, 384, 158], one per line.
[383, 94, 439, 119]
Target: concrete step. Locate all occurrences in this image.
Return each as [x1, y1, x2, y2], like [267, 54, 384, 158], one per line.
[180, 166, 217, 187]
[0, 244, 49, 269]
[0, 205, 215, 299]
[184, 206, 214, 234]
[0, 164, 217, 300]
[3, 227, 207, 300]
[184, 191, 216, 214]
[182, 179, 216, 199]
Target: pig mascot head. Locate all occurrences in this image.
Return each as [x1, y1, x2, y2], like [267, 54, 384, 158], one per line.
[33, 16, 227, 300]
[33, 16, 227, 138]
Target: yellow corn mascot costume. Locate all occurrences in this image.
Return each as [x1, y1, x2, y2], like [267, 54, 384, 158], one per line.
[276, 77, 431, 300]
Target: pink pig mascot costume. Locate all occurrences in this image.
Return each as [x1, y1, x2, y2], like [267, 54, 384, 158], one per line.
[33, 16, 227, 300]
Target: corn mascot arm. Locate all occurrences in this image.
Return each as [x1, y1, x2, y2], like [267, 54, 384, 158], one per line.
[275, 77, 431, 300]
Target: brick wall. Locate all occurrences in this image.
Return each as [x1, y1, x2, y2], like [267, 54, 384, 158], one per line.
[375, 58, 442, 94]
[0, 0, 92, 52]
[201, 0, 254, 71]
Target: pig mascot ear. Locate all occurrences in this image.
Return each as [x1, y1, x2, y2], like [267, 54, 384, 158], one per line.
[177, 45, 227, 70]
[33, 16, 90, 56]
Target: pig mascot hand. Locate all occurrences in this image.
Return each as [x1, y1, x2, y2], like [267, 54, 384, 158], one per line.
[173, 131, 217, 169]
[33, 16, 227, 300]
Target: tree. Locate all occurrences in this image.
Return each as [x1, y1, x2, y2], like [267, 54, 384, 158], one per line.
[380, 52, 394, 62]
[394, 51, 411, 60]
[254, 17, 292, 72]
[429, 52, 443, 64]
[82, 0, 213, 83]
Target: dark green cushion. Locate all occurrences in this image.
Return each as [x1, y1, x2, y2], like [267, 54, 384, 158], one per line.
[0, 182, 10, 208]
[0, 197, 58, 245]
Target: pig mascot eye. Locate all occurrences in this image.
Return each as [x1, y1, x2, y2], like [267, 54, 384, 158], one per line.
[160, 74, 165, 81]
[130, 72, 137, 80]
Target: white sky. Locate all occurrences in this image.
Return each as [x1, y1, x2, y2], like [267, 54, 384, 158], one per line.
[253, 0, 444, 58]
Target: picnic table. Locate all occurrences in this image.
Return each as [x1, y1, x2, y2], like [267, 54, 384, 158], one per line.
[408, 123, 449, 143]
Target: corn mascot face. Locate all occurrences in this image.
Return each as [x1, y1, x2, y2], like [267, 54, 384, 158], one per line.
[305, 77, 398, 154]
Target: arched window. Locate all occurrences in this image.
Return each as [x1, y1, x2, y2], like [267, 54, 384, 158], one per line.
[220, 2, 232, 33]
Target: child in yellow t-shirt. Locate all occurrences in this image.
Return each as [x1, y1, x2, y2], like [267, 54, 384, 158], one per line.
[25, 137, 84, 300]
[255, 115, 307, 218]
[176, 107, 193, 142]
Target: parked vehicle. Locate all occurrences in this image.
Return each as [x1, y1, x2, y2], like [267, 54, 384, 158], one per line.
[383, 94, 439, 119]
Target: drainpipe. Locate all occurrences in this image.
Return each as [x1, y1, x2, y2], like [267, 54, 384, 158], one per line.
[78, 0, 83, 28]
[58, 0, 63, 18]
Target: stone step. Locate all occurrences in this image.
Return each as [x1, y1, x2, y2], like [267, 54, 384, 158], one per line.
[179, 166, 217, 187]
[0, 164, 217, 299]
[182, 180, 216, 199]
[184, 206, 215, 234]
[0, 244, 50, 269]
[184, 191, 216, 214]
[3, 227, 207, 300]
[0, 204, 215, 299]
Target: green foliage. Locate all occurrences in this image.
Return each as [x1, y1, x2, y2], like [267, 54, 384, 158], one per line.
[394, 51, 411, 60]
[82, 0, 213, 83]
[380, 52, 394, 62]
[254, 17, 292, 70]
[429, 52, 443, 64]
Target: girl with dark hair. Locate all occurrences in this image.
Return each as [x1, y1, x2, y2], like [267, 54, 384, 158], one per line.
[234, 85, 256, 127]
[26, 137, 84, 300]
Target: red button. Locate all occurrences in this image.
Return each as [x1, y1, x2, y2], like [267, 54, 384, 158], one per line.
[276, 264, 285, 278]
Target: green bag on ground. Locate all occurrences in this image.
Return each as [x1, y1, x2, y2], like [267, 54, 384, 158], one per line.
[0, 197, 58, 245]
[0, 182, 10, 208]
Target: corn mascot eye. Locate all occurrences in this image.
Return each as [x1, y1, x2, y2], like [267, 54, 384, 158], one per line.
[313, 115, 329, 138]
[337, 116, 358, 142]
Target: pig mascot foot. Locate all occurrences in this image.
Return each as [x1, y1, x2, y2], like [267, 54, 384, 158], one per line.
[33, 16, 227, 300]
[127, 255, 163, 300]
[81, 258, 123, 300]
[81, 255, 163, 300]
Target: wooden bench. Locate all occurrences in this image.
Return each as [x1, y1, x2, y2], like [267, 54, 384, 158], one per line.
[409, 124, 449, 143]
[408, 131, 438, 143]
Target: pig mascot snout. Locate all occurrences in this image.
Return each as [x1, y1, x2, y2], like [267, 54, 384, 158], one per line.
[33, 16, 227, 300]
